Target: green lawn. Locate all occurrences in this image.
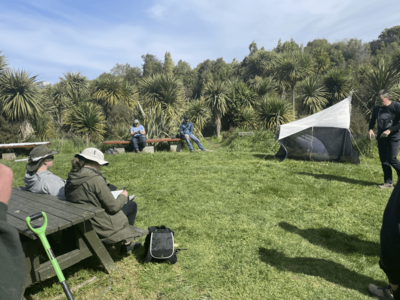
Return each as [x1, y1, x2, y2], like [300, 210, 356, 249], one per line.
[2, 139, 393, 300]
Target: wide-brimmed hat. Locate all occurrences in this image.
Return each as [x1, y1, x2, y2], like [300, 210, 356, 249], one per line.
[26, 145, 59, 172]
[76, 148, 109, 166]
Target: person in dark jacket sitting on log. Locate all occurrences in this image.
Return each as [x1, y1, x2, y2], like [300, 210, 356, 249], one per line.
[65, 147, 142, 255]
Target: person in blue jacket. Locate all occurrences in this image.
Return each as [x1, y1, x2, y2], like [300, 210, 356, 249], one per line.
[130, 119, 146, 153]
[180, 115, 206, 152]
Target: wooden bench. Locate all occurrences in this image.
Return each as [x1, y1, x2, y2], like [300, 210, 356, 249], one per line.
[8, 188, 147, 294]
[103, 138, 189, 152]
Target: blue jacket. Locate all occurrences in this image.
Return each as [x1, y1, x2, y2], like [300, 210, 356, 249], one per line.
[180, 122, 193, 135]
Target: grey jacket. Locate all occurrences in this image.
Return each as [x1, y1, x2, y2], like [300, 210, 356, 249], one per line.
[24, 170, 66, 200]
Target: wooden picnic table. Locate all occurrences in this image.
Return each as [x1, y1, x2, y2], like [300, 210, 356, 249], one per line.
[8, 188, 146, 292]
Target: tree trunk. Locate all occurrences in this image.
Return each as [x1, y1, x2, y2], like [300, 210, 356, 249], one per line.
[292, 85, 295, 117]
[216, 115, 221, 138]
[86, 132, 89, 146]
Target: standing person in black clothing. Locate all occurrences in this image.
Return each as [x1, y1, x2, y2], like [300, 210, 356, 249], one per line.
[367, 182, 400, 299]
[369, 91, 400, 188]
[0, 164, 25, 300]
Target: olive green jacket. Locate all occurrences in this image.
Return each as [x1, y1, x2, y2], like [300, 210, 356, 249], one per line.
[65, 167, 135, 244]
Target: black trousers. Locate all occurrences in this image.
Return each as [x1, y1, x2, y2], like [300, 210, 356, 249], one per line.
[121, 201, 137, 226]
[377, 138, 400, 184]
[131, 135, 146, 151]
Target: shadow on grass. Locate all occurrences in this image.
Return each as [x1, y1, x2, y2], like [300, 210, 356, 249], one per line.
[279, 222, 379, 256]
[258, 248, 385, 295]
[252, 154, 276, 160]
[297, 172, 376, 186]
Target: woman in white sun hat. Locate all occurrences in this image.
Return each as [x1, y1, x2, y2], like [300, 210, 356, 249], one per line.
[65, 147, 142, 255]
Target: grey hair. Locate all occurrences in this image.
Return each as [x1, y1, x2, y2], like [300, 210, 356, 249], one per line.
[378, 90, 390, 98]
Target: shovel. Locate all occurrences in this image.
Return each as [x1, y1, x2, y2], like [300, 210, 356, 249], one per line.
[26, 212, 74, 300]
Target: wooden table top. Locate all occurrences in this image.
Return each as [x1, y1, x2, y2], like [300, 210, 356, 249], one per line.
[8, 188, 104, 240]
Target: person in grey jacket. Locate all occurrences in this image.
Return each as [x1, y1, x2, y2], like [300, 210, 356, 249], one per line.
[24, 145, 66, 200]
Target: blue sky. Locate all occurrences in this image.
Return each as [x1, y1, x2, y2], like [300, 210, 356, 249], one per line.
[1, 0, 400, 84]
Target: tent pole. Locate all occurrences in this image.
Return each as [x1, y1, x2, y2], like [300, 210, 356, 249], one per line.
[350, 128, 376, 180]
[310, 127, 314, 161]
[255, 140, 279, 171]
[275, 110, 280, 158]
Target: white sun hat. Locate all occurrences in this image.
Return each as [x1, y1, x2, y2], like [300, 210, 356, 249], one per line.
[76, 148, 109, 166]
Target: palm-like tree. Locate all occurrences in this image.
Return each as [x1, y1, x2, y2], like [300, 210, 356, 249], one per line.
[365, 59, 400, 100]
[255, 96, 294, 130]
[0, 70, 43, 138]
[92, 76, 140, 122]
[31, 114, 55, 140]
[250, 76, 278, 97]
[59, 72, 89, 103]
[186, 97, 211, 136]
[298, 76, 328, 115]
[203, 80, 231, 138]
[140, 74, 184, 126]
[63, 102, 106, 146]
[277, 51, 314, 116]
[142, 104, 168, 139]
[324, 68, 352, 105]
[231, 81, 259, 108]
[313, 48, 330, 77]
[0, 51, 8, 74]
[234, 107, 258, 129]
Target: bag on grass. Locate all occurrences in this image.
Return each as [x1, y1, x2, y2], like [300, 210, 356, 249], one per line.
[143, 226, 178, 264]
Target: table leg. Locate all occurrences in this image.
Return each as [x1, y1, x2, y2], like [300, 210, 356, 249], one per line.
[76, 220, 118, 274]
[21, 238, 41, 288]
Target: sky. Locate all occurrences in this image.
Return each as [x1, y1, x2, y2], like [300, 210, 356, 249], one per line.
[1, 0, 400, 84]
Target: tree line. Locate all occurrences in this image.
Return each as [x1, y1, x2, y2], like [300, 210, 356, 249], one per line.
[1, 25, 400, 145]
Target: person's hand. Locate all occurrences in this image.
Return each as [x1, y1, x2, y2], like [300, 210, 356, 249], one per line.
[0, 164, 13, 205]
[369, 129, 375, 140]
[185, 134, 189, 138]
[381, 130, 391, 138]
[120, 190, 128, 197]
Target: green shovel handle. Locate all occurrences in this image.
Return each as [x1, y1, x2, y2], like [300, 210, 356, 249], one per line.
[26, 212, 48, 236]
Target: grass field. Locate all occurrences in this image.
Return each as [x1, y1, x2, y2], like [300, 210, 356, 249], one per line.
[1, 135, 393, 300]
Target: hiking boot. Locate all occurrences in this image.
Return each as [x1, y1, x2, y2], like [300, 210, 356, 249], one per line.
[378, 183, 394, 189]
[368, 284, 394, 299]
[120, 241, 142, 255]
[201, 149, 206, 152]
[136, 150, 141, 154]
[190, 149, 195, 153]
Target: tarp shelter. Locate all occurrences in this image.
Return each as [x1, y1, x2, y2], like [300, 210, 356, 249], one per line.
[276, 96, 360, 164]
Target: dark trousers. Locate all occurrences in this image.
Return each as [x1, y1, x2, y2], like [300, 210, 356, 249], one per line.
[377, 138, 400, 184]
[131, 135, 146, 151]
[121, 200, 137, 226]
[109, 184, 137, 226]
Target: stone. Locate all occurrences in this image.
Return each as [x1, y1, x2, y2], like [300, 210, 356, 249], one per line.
[115, 148, 125, 154]
[142, 146, 154, 153]
[2, 153, 16, 160]
[170, 144, 182, 152]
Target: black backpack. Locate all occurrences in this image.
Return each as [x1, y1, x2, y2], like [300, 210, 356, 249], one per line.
[143, 226, 178, 264]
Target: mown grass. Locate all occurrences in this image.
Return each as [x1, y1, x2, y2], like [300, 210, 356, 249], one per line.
[2, 135, 393, 300]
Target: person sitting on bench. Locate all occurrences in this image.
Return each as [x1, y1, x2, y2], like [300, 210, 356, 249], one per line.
[130, 119, 146, 153]
[65, 147, 142, 255]
[180, 115, 206, 152]
[24, 145, 66, 200]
